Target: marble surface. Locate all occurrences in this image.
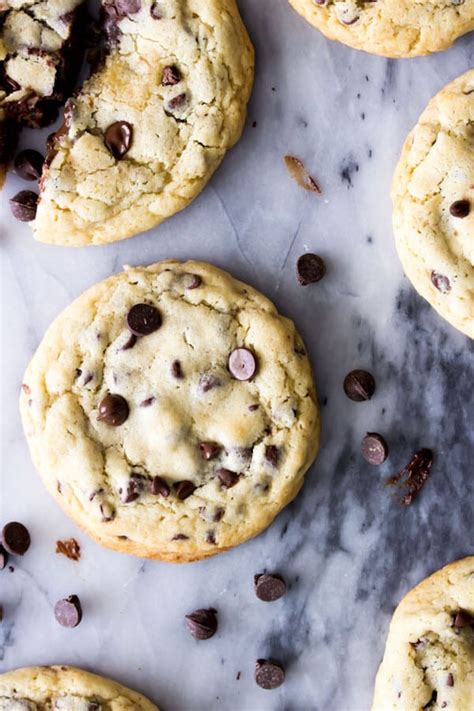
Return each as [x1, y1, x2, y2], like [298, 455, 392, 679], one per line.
[0, 2, 473, 709]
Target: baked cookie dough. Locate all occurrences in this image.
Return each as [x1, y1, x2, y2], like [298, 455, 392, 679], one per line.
[0, 665, 159, 710]
[392, 70, 474, 339]
[20, 261, 320, 562]
[288, 0, 474, 58]
[372, 557, 474, 711]
[33, 0, 254, 246]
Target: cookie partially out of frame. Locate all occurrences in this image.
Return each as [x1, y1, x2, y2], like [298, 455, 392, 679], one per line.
[0, 665, 159, 710]
[20, 261, 320, 562]
[392, 70, 474, 339]
[33, 0, 254, 246]
[372, 557, 474, 711]
[288, 0, 474, 59]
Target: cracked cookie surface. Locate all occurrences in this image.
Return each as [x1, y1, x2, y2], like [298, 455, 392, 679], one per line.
[372, 557, 474, 711]
[288, 0, 474, 58]
[0, 665, 159, 710]
[392, 70, 474, 339]
[34, 0, 254, 246]
[20, 260, 320, 562]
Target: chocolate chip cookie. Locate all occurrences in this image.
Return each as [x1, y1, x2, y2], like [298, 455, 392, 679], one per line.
[0, 665, 159, 709]
[33, 0, 254, 245]
[372, 557, 474, 710]
[288, 0, 474, 58]
[392, 70, 474, 339]
[20, 261, 320, 562]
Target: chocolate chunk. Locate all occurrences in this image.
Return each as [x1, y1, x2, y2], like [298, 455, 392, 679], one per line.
[386, 448, 433, 506]
[446, 673, 454, 687]
[174, 480, 196, 500]
[254, 574, 286, 602]
[199, 372, 221, 392]
[121, 333, 137, 350]
[126, 303, 161, 336]
[199, 442, 221, 461]
[55, 538, 81, 561]
[284, 155, 321, 194]
[0, 544, 9, 570]
[104, 121, 133, 160]
[255, 659, 285, 689]
[296, 253, 326, 285]
[54, 595, 82, 628]
[97, 393, 129, 426]
[185, 608, 218, 640]
[431, 271, 451, 293]
[183, 273, 202, 289]
[449, 199, 470, 218]
[265, 445, 280, 467]
[453, 609, 474, 628]
[361, 433, 388, 465]
[171, 360, 183, 378]
[216, 468, 240, 489]
[151, 476, 170, 497]
[228, 348, 257, 381]
[167, 93, 187, 111]
[343, 369, 376, 402]
[2, 522, 30, 556]
[15, 150, 44, 181]
[162, 65, 181, 86]
[9, 190, 38, 221]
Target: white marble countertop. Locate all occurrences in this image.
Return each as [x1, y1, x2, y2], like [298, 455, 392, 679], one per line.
[1, 2, 473, 710]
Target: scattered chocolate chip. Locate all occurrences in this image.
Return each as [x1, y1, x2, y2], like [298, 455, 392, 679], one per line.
[254, 574, 286, 602]
[422, 690, 437, 709]
[121, 475, 143, 503]
[183, 273, 202, 289]
[2, 522, 30, 556]
[431, 271, 451, 293]
[150, 1, 162, 18]
[216, 468, 240, 489]
[213, 507, 225, 522]
[162, 65, 181, 86]
[151, 476, 170, 497]
[185, 608, 218, 640]
[21, 383, 31, 395]
[9, 190, 38, 221]
[199, 372, 221, 392]
[89, 488, 104, 501]
[446, 674, 454, 687]
[54, 595, 82, 628]
[97, 393, 129, 426]
[248, 404, 259, 412]
[265, 445, 280, 467]
[386, 448, 433, 506]
[284, 155, 321, 194]
[199, 442, 221, 461]
[121, 333, 137, 350]
[0, 544, 9, 570]
[343, 369, 376, 402]
[15, 149, 44, 181]
[140, 396, 155, 407]
[296, 253, 326, 285]
[361, 433, 388, 465]
[453, 609, 474, 628]
[449, 199, 470, 218]
[171, 360, 183, 378]
[174, 480, 196, 500]
[55, 538, 81, 561]
[206, 531, 217, 545]
[228, 348, 257, 381]
[126, 303, 161, 336]
[104, 121, 133, 160]
[167, 93, 187, 111]
[255, 659, 285, 689]
[172, 534, 189, 541]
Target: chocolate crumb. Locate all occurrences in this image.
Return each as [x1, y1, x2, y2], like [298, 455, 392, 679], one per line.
[55, 538, 81, 561]
[386, 448, 434, 506]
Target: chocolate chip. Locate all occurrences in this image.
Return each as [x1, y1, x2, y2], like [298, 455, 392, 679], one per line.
[9, 190, 38, 221]
[431, 271, 451, 293]
[183, 273, 202, 289]
[162, 65, 181, 86]
[216, 468, 240, 489]
[228, 348, 257, 381]
[140, 396, 155, 407]
[104, 121, 133, 160]
[97, 393, 129, 426]
[121, 475, 143, 503]
[199, 372, 221, 392]
[171, 360, 183, 379]
[296, 253, 326, 285]
[174, 480, 196, 500]
[150, 1, 162, 18]
[167, 93, 187, 111]
[55, 538, 81, 561]
[361, 433, 388, 465]
[126, 303, 161, 336]
[121, 333, 137, 350]
[254, 574, 286, 602]
[0, 544, 9, 570]
[453, 609, 474, 628]
[446, 673, 454, 687]
[213, 507, 225, 522]
[2, 522, 31, 556]
[206, 531, 216, 545]
[248, 404, 259, 411]
[172, 534, 189, 541]
[199, 442, 221, 461]
[343, 369, 376, 402]
[449, 199, 470, 218]
[15, 150, 44, 181]
[54, 595, 82, 628]
[151, 475, 170, 497]
[265, 445, 280, 467]
[185, 608, 218, 640]
[255, 659, 285, 689]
